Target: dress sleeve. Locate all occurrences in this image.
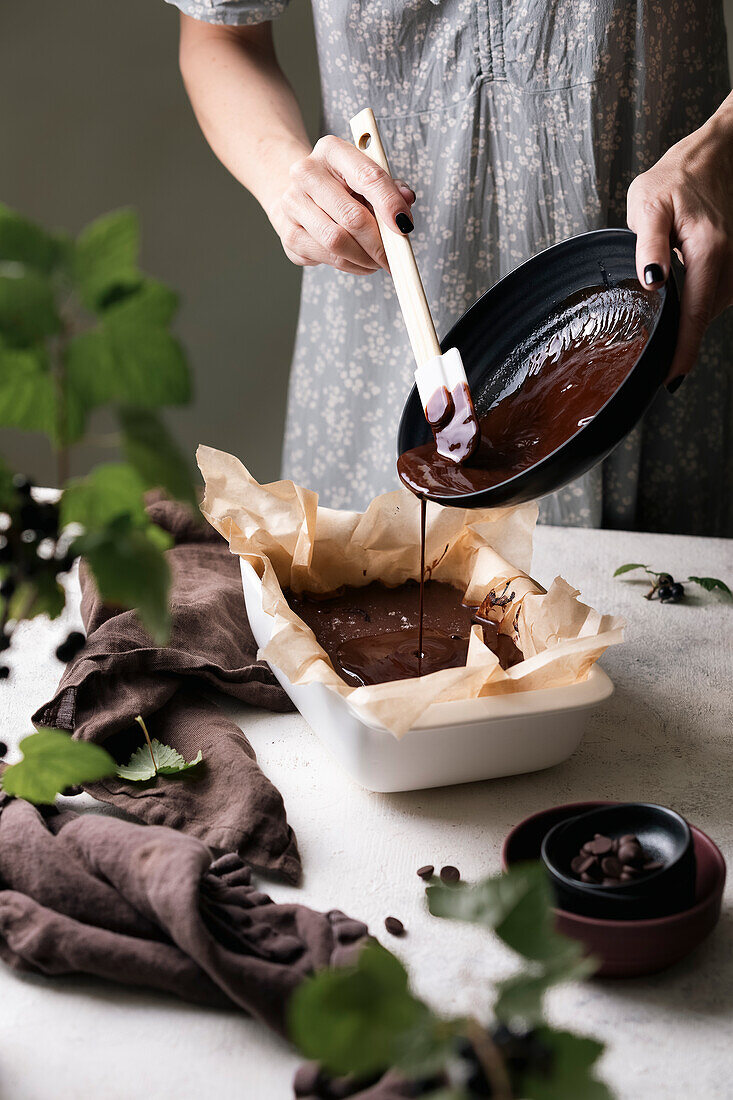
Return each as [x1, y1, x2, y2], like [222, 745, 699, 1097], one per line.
[165, 0, 290, 25]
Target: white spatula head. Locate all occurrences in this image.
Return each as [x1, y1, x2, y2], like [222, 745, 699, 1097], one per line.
[415, 347, 481, 463]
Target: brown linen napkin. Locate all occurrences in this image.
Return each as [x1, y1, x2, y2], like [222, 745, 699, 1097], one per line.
[33, 498, 301, 883]
[0, 794, 366, 1034]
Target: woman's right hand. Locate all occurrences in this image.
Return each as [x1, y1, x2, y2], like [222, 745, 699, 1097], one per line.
[268, 135, 416, 275]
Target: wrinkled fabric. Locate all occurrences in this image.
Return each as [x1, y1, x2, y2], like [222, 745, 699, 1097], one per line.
[34, 499, 301, 883]
[167, 0, 732, 535]
[0, 795, 367, 1034]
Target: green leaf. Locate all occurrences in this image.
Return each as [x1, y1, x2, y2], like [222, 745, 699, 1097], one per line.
[118, 407, 198, 508]
[72, 515, 172, 643]
[63, 329, 118, 411]
[427, 863, 581, 966]
[688, 576, 732, 596]
[289, 941, 439, 1079]
[494, 955, 596, 1027]
[102, 279, 179, 327]
[116, 739, 202, 781]
[0, 347, 57, 435]
[518, 1027, 611, 1100]
[0, 203, 62, 272]
[103, 320, 191, 406]
[0, 272, 60, 347]
[1, 729, 116, 805]
[61, 462, 148, 531]
[612, 563, 647, 577]
[7, 574, 65, 623]
[73, 208, 140, 310]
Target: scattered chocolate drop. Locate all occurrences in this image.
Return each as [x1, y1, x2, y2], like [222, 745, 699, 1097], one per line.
[417, 865, 434, 880]
[439, 865, 460, 884]
[384, 916, 405, 937]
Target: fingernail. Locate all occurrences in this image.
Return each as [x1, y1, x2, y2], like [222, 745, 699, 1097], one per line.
[666, 375, 685, 394]
[644, 263, 664, 286]
[395, 212, 414, 234]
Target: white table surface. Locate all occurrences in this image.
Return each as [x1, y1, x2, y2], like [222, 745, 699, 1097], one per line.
[1, 524, 731, 1100]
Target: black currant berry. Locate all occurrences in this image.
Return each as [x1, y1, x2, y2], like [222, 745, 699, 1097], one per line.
[657, 585, 674, 602]
[0, 740, 7, 758]
[657, 573, 673, 586]
[670, 582, 685, 602]
[55, 631, 86, 663]
[11, 474, 33, 496]
[0, 666, 9, 680]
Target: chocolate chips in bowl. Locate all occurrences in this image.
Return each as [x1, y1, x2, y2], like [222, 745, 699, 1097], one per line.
[541, 803, 697, 920]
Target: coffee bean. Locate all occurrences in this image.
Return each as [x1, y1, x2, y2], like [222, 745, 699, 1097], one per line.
[384, 916, 405, 936]
[439, 865, 460, 884]
[417, 865, 434, 880]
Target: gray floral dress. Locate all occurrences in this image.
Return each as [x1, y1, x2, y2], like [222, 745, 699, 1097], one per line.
[170, 0, 732, 536]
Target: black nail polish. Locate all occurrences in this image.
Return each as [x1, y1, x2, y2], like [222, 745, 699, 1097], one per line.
[395, 212, 414, 234]
[644, 263, 664, 286]
[666, 375, 685, 395]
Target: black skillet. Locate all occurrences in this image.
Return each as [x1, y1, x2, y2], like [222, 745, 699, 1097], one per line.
[397, 228, 680, 508]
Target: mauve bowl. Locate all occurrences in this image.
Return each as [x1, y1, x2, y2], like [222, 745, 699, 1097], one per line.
[540, 802, 696, 920]
[502, 801, 725, 978]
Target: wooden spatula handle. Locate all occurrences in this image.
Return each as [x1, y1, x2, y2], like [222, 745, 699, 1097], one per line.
[349, 107, 441, 368]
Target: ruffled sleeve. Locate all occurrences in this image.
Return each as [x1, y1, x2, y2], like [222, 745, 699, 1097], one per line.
[165, 0, 290, 25]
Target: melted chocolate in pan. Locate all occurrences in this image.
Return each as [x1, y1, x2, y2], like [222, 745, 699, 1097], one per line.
[398, 285, 652, 498]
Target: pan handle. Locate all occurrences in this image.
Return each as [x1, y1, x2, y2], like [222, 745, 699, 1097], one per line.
[349, 107, 441, 369]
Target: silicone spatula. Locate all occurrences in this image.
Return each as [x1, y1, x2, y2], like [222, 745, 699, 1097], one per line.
[349, 107, 480, 464]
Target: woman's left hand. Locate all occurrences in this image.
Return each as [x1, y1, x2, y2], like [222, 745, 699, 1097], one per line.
[627, 93, 733, 389]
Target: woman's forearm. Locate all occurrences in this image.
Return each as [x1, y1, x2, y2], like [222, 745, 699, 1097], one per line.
[179, 14, 415, 274]
[178, 15, 310, 221]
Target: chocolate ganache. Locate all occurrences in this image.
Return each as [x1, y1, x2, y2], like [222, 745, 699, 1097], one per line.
[284, 580, 523, 687]
[398, 285, 653, 498]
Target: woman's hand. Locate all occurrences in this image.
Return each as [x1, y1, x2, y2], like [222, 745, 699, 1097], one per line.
[627, 94, 733, 390]
[268, 135, 416, 275]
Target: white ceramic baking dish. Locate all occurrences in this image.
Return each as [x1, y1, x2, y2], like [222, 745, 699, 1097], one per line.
[241, 560, 614, 793]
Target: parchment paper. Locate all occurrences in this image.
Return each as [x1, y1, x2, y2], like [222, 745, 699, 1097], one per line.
[198, 445, 623, 737]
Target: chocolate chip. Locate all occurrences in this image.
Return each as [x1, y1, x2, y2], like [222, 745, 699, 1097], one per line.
[644, 860, 663, 872]
[585, 835, 613, 856]
[384, 916, 405, 936]
[618, 842, 643, 865]
[571, 854, 598, 875]
[439, 865, 460, 884]
[417, 865, 434, 880]
[601, 856, 622, 877]
[580, 872, 595, 883]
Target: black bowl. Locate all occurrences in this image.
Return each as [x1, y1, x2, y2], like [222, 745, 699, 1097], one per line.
[540, 802, 696, 921]
[397, 228, 680, 508]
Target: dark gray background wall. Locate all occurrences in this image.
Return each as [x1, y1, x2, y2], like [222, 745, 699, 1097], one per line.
[1, 1, 732, 486]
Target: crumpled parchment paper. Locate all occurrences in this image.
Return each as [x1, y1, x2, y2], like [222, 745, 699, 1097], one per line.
[198, 445, 623, 737]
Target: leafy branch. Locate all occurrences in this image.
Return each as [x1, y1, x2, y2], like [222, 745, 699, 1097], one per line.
[613, 563, 730, 604]
[0, 202, 199, 655]
[289, 863, 610, 1099]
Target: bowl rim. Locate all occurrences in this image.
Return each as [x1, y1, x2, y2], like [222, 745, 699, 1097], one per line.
[398, 227, 674, 506]
[540, 801, 692, 895]
[502, 800, 726, 930]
